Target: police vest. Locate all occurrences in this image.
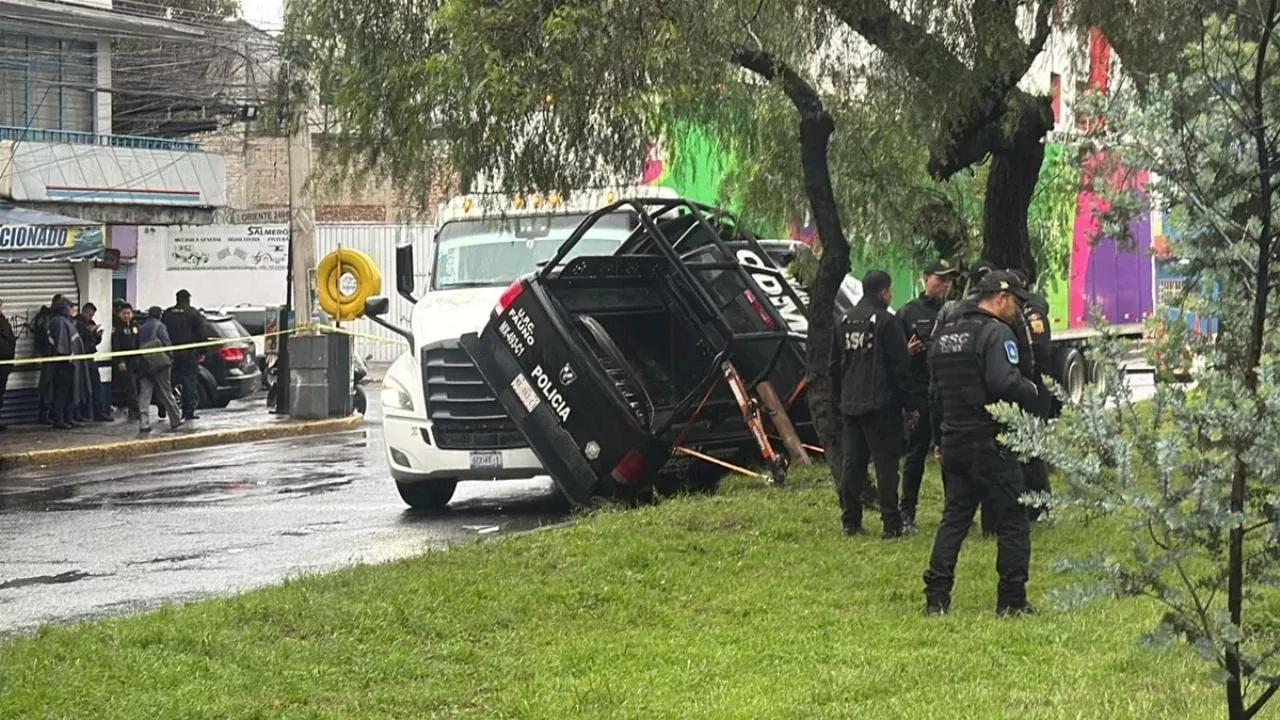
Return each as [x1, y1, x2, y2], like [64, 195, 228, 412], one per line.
[929, 314, 993, 433]
[838, 304, 885, 415]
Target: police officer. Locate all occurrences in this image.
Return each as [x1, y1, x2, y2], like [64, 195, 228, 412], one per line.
[1011, 269, 1054, 521]
[897, 259, 958, 529]
[161, 289, 211, 421]
[831, 270, 922, 538]
[923, 271, 1040, 616]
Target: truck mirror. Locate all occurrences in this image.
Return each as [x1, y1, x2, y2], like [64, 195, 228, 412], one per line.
[396, 245, 416, 303]
[364, 296, 390, 318]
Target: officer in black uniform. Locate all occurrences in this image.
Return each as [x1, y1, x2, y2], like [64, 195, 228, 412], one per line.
[896, 259, 959, 529]
[930, 261, 1008, 536]
[923, 270, 1040, 617]
[1011, 269, 1054, 521]
[831, 270, 922, 538]
[161, 289, 211, 421]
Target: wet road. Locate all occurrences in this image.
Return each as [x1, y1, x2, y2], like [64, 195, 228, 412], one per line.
[0, 399, 569, 635]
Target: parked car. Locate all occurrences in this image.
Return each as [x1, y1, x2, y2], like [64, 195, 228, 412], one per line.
[203, 304, 274, 379]
[196, 312, 262, 408]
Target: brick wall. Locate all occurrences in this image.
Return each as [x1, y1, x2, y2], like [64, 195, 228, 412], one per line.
[199, 122, 452, 223]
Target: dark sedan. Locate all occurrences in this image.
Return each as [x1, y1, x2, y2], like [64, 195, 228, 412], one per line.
[196, 313, 262, 408]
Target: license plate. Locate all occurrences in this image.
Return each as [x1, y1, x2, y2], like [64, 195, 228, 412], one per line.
[470, 452, 503, 470]
[511, 373, 541, 413]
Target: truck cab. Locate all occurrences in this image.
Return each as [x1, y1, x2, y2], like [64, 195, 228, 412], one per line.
[371, 187, 678, 510]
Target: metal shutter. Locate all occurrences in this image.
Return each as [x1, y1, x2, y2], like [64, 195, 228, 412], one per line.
[0, 262, 80, 423]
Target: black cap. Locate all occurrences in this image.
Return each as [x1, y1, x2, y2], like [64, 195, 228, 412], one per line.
[176, 289, 191, 300]
[975, 270, 1032, 301]
[923, 259, 959, 277]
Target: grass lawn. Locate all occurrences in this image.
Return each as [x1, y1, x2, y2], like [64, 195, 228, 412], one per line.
[0, 464, 1227, 719]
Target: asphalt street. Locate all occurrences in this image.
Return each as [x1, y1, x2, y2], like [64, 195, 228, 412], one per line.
[0, 397, 569, 635]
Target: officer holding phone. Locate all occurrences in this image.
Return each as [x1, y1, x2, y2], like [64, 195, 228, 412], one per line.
[897, 260, 958, 529]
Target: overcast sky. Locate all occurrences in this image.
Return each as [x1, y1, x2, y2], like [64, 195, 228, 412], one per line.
[241, 0, 284, 32]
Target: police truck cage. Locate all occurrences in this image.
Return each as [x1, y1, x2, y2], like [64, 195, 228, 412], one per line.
[460, 195, 817, 506]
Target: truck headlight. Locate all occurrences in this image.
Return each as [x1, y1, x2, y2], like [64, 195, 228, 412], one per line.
[380, 377, 414, 411]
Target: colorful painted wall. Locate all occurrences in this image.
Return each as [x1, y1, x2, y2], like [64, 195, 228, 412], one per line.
[642, 125, 1158, 329]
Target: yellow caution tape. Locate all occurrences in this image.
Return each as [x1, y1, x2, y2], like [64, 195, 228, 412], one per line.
[317, 247, 382, 322]
[0, 321, 408, 368]
[318, 324, 410, 346]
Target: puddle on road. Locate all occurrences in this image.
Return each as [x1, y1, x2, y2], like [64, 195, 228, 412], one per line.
[124, 552, 210, 566]
[1, 464, 362, 512]
[0, 570, 105, 590]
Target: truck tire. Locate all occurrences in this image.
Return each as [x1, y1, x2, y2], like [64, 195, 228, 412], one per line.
[396, 479, 458, 510]
[1087, 357, 1109, 393]
[1055, 347, 1085, 405]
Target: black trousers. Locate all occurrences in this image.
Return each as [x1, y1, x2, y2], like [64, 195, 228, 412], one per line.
[48, 361, 76, 424]
[37, 362, 53, 421]
[840, 409, 903, 532]
[923, 439, 1031, 609]
[0, 366, 10, 421]
[1022, 457, 1052, 520]
[900, 406, 932, 522]
[172, 353, 199, 418]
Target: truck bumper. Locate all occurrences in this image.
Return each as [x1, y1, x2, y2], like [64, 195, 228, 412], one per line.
[381, 413, 545, 483]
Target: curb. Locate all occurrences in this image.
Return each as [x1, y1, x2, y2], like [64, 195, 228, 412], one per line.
[0, 413, 366, 471]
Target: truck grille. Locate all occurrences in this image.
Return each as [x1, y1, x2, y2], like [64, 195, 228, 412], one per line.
[422, 346, 527, 450]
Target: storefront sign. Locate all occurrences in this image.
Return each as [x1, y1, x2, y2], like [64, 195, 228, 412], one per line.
[0, 223, 105, 261]
[165, 224, 290, 270]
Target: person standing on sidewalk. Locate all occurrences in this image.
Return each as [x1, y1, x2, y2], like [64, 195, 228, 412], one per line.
[896, 260, 958, 530]
[75, 303, 112, 423]
[0, 298, 15, 431]
[162, 289, 211, 422]
[137, 307, 184, 433]
[831, 270, 922, 539]
[46, 299, 81, 430]
[111, 302, 141, 421]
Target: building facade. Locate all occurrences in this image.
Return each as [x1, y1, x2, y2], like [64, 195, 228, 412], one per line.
[0, 0, 230, 423]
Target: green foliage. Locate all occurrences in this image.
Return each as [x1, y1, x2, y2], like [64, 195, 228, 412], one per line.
[995, 5, 1280, 717]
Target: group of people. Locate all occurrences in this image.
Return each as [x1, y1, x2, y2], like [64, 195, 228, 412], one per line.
[0, 289, 211, 433]
[833, 259, 1055, 617]
[110, 290, 213, 432]
[27, 296, 114, 429]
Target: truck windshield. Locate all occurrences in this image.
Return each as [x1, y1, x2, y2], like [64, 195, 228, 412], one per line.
[431, 212, 636, 290]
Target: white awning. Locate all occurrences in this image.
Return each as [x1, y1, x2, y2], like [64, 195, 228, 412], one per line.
[0, 0, 208, 41]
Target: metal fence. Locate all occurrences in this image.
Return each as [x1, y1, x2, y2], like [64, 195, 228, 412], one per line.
[316, 223, 434, 363]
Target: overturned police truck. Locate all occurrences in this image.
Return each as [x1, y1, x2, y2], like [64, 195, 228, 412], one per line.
[458, 197, 834, 507]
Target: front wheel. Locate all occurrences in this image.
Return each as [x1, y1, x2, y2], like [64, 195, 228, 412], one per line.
[396, 479, 458, 510]
[352, 387, 367, 415]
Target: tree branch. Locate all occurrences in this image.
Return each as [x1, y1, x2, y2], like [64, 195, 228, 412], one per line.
[733, 49, 827, 122]
[820, 0, 970, 86]
[1247, 680, 1280, 719]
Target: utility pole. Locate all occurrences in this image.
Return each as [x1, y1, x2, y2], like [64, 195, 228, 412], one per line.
[285, 83, 328, 418]
[288, 95, 316, 327]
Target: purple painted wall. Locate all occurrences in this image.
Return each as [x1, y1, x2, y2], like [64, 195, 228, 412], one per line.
[109, 225, 138, 257]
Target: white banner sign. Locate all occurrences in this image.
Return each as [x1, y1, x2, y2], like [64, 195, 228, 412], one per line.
[165, 224, 290, 270]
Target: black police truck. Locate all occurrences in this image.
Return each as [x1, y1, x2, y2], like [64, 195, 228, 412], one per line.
[459, 197, 820, 507]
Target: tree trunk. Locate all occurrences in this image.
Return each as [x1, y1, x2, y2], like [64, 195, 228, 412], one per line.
[732, 50, 850, 476]
[1230, 4, 1279, 718]
[981, 94, 1053, 280]
[798, 111, 849, 476]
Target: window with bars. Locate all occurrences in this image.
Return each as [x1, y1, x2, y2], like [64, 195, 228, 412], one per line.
[0, 32, 96, 133]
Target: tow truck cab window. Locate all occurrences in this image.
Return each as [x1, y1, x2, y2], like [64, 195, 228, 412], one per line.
[431, 212, 638, 291]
